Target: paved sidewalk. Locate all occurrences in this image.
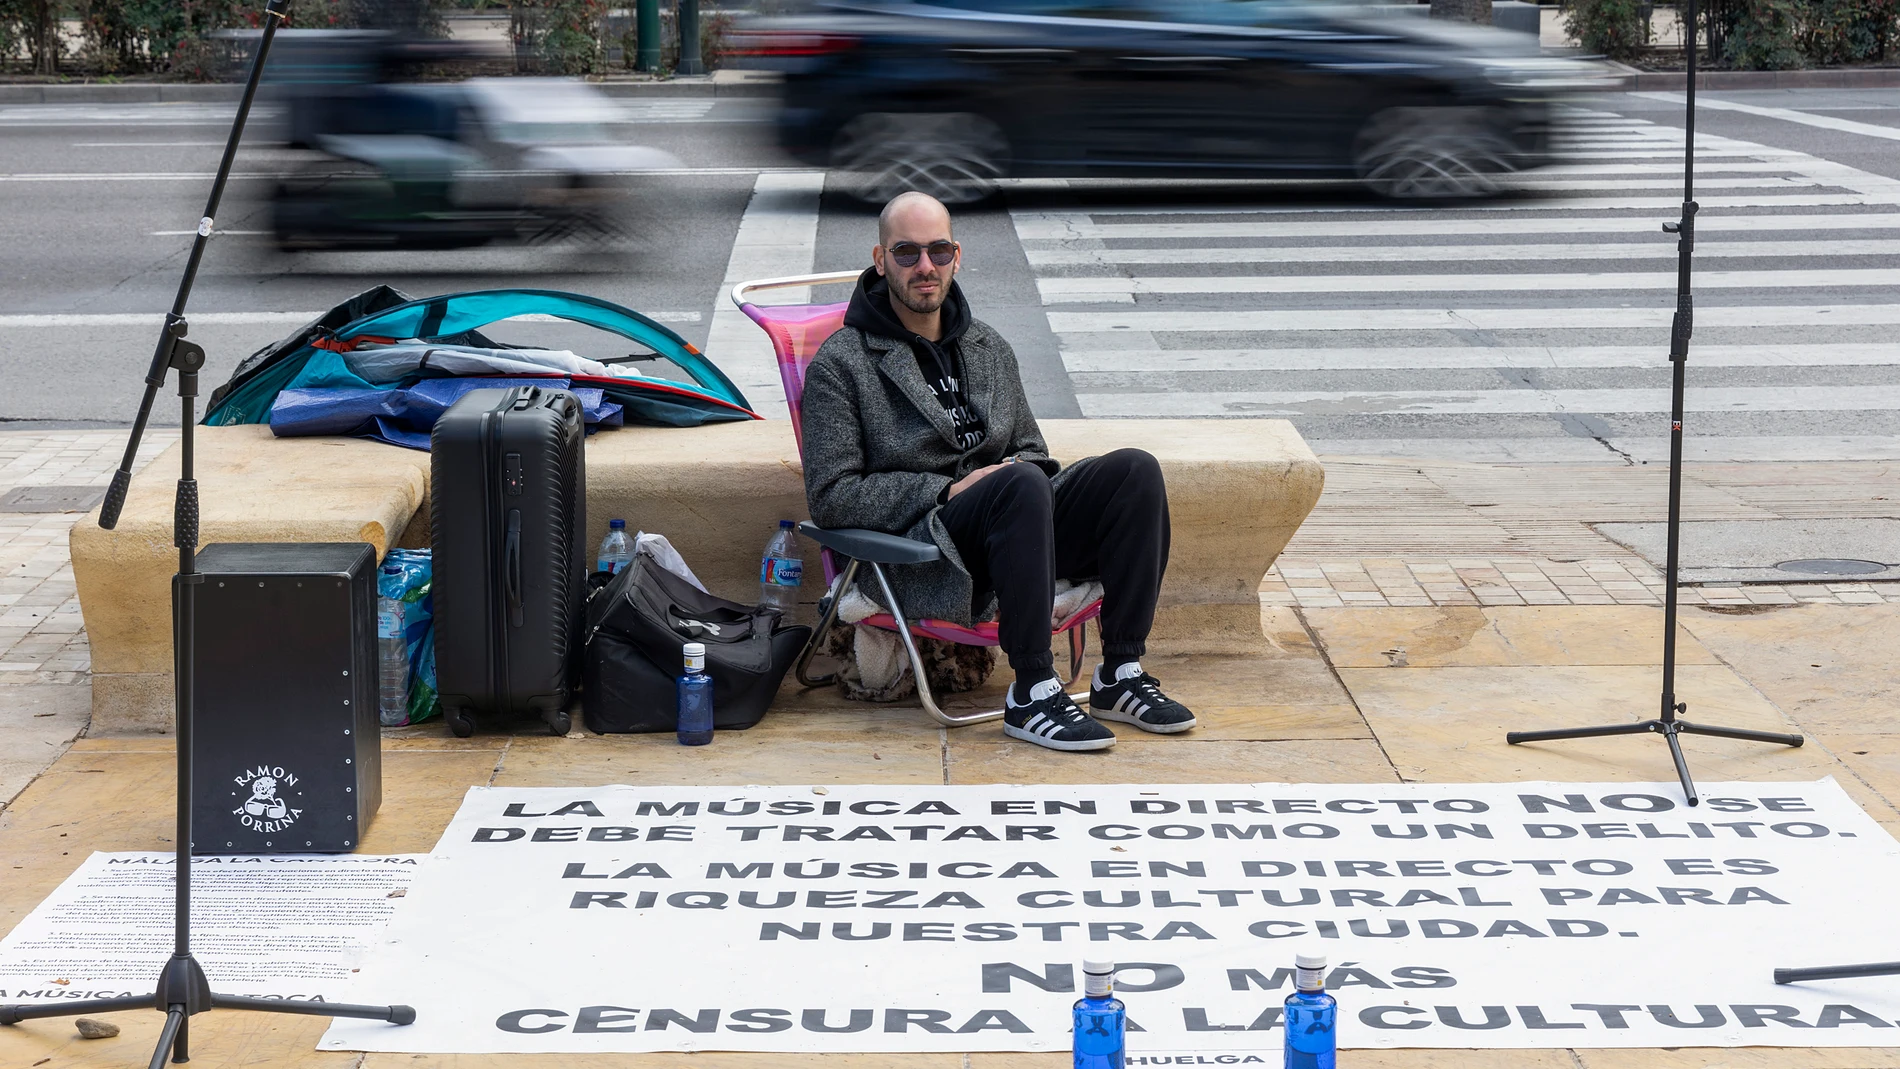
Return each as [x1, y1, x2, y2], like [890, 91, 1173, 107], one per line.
[3, 433, 1897, 814]
[1263, 456, 1900, 608]
[1263, 557, 1900, 608]
[0, 430, 175, 810]
[2, 431, 1900, 1067]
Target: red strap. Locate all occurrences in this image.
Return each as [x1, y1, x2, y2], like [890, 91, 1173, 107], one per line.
[310, 334, 396, 353]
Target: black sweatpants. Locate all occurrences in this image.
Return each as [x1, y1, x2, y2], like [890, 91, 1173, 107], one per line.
[936, 448, 1170, 679]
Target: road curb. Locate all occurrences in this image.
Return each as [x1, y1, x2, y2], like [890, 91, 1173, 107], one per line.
[0, 82, 243, 103]
[1624, 67, 1900, 89]
[0, 71, 779, 104]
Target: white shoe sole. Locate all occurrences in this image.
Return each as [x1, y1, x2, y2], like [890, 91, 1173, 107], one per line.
[1092, 703, 1198, 734]
[1002, 720, 1117, 751]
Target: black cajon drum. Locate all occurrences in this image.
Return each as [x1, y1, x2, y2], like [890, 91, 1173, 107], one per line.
[189, 543, 382, 854]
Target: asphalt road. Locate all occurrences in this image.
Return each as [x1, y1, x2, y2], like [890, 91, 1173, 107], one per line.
[3, 87, 1899, 466]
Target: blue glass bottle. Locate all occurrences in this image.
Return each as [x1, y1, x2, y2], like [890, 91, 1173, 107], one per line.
[1283, 952, 1336, 1069]
[1073, 959, 1125, 1069]
[677, 641, 714, 746]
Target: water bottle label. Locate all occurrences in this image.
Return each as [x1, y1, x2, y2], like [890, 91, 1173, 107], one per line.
[761, 556, 803, 586]
[597, 558, 619, 576]
[377, 608, 403, 639]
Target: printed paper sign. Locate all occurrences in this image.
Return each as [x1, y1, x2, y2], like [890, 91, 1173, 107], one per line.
[320, 780, 1900, 1053]
[0, 853, 421, 1005]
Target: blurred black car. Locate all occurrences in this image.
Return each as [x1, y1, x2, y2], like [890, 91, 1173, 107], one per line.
[733, 0, 1615, 201]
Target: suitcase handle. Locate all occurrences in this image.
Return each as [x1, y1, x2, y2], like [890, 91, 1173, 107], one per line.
[505, 508, 523, 628]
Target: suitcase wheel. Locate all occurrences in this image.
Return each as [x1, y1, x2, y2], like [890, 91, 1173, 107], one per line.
[446, 708, 476, 738]
[546, 709, 571, 736]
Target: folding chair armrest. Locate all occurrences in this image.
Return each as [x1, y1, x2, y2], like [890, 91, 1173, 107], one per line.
[798, 522, 941, 565]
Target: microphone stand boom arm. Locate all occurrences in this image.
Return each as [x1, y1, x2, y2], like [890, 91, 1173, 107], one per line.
[0, 3, 415, 1064]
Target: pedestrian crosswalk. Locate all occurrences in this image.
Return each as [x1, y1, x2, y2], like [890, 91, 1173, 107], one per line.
[1012, 106, 1900, 462]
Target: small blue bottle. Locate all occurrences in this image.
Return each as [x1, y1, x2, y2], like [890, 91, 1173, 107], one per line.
[1073, 959, 1125, 1069]
[1283, 952, 1337, 1069]
[676, 641, 714, 746]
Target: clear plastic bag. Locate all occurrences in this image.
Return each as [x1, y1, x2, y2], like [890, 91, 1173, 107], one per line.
[378, 548, 438, 724]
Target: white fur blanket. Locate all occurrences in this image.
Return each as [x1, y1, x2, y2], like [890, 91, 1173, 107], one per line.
[828, 576, 1103, 699]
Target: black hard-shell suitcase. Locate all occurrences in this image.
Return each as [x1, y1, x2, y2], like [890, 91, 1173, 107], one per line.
[431, 386, 586, 736]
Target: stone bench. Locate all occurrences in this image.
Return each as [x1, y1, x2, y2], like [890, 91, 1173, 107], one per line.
[73, 419, 1324, 733]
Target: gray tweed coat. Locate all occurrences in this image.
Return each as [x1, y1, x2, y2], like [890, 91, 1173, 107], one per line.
[800, 317, 1075, 626]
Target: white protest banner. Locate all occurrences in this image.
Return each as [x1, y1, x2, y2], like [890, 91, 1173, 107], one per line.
[0, 852, 421, 1005]
[320, 780, 1900, 1055]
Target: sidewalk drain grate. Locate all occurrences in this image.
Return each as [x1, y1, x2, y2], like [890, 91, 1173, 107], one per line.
[1775, 558, 1888, 576]
[0, 485, 106, 513]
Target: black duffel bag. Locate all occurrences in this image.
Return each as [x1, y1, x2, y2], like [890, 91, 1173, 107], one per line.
[582, 548, 811, 734]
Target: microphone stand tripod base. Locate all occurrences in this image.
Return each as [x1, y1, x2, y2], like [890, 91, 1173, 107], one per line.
[1508, 705, 1804, 806]
[0, 953, 414, 1067]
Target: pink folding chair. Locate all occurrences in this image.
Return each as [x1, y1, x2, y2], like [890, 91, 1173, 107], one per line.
[733, 271, 1101, 727]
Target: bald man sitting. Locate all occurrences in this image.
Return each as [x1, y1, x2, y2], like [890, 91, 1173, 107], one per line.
[799, 192, 1195, 752]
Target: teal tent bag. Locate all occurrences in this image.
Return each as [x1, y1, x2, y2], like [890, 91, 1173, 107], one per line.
[205, 288, 755, 428]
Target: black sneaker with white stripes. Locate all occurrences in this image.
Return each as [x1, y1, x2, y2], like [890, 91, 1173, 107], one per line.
[1003, 676, 1117, 752]
[1090, 662, 1197, 733]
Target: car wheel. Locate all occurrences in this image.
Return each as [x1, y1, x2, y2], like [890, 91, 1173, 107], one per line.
[1355, 107, 1512, 201]
[830, 112, 1008, 206]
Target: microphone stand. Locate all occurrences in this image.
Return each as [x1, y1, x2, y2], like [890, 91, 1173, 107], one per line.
[1501, 0, 1804, 805]
[0, 3, 415, 1062]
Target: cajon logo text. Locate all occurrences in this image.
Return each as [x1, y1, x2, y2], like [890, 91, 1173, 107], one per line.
[231, 765, 304, 834]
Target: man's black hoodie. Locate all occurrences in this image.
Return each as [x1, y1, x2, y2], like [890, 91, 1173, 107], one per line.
[843, 266, 986, 452]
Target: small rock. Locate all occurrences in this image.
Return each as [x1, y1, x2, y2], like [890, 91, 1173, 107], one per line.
[75, 1018, 120, 1039]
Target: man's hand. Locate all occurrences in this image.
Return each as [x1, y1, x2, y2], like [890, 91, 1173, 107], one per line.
[946, 463, 1007, 500]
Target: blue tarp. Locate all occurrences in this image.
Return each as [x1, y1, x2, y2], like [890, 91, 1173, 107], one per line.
[206, 287, 756, 438]
[269, 376, 624, 450]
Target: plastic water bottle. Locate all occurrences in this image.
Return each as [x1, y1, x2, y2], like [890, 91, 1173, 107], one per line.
[1072, 960, 1125, 1069]
[596, 518, 633, 575]
[1283, 952, 1337, 1069]
[759, 519, 803, 612]
[677, 641, 714, 746]
[377, 567, 408, 727]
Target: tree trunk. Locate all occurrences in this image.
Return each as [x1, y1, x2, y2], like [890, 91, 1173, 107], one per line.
[30, 0, 57, 75]
[1429, 0, 1494, 24]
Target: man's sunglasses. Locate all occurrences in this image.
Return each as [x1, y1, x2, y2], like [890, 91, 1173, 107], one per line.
[887, 240, 959, 269]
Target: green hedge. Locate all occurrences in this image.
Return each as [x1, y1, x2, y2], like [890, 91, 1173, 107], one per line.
[2, 0, 722, 77]
[1557, 0, 1896, 68]
[0, 0, 63, 74]
[1564, 0, 1649, 61]
[0, 0, 445, 76]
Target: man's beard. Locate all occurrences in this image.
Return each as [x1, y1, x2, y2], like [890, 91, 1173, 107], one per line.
[893, 275, 948, 315]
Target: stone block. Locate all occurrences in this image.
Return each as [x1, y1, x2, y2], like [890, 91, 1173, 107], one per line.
[73, 427, 431, 734]
[587, 418, 1321, 608]
[76, 419, 1321, 734]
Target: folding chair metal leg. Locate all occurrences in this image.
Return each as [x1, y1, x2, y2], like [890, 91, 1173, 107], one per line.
[795, 559, 859, 688]
[1066, 620, 1086, 686]
[867, 562, 1004, 727]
